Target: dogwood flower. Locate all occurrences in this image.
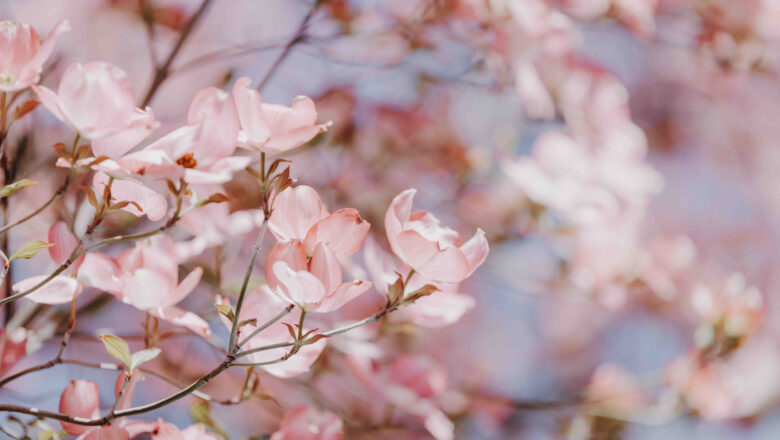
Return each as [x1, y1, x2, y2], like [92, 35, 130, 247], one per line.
[0, 20, 69, 92]
[385, 189, 488, 283]
[33, 62, 157, 157]
[233, 77, 332, 155]
[76, 235, 209, 337]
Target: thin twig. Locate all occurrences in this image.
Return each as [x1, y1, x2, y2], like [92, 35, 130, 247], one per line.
[141, 0, 214, 106]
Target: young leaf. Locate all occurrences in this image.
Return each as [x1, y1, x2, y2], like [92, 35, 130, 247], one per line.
[198, 193, 230, 207]
[215, 304, 235, 322]
[0, 179, 37, 198]
[238, 318, 258, 329]
[9, 240, 52, 261]
[11, 99, 40, 123]
[99, 334, 132, 368]
[387, 274, 405, 305]
[130, 348, 161, 372]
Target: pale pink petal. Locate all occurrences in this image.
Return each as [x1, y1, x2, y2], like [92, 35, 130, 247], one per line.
[268, 185, 328, 241]
[263, 125, 325, 155]
[405, 292, 475, 327]
[233, 77, 270, 147]
[14, 275, 81, 304]
[77, 252, 124, 293]
[314, 280, 372, 313]
[122, 268, 173, 310]
[397, 231, 469, 283]
[271, 261, 327, 309]
[60, 380, 100, 435]
[265, 241, 308, 289]
[32, 84, 67, 123]
[385, 189, 416, 259]
[186, 87, 239, 165]
[151, 306, 211, 338]
[92, 107, 158, 158]
[57, 62, 136, 138]
[303, 208, 370, 258]
[308, 243, 342, 293]
[166, 267, 203, 307]
[93, 171, 168, 221]
[460, 228, 489, 276]
[48, 221, 78, 266]
[17, 20, 70, 90]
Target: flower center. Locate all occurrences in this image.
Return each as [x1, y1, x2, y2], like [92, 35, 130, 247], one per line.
[176, 153, 197, 169]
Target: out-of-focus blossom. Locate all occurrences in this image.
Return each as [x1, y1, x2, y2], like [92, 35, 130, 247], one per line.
[77, 235, 209, 337]
[270, 405, 345, 440]
[234, 77, 332, 155]
[33, 62, 156, 155]
[668, 336, 780, 419]
[0, 327, 26, 376]
[0, 19, 69, 92]
[60, 380, 100, 435]
[586, 363, 645, 415]
[385, 189, 488, 283]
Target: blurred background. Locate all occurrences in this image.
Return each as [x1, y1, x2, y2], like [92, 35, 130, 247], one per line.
[3, 0, 780, 438]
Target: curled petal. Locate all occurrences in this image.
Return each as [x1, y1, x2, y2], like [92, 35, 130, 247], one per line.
[16, 20, 70, 91]
[233, 77, 270, 147]
[303, 208, 370, 258]
[92, 107, 158, 158]
[268, 185, 327, 241]
[385, 189, 416, 259]
[460, 228, 489, 277]
[94, 171, 167, 221]
[397, 230, 469, 283]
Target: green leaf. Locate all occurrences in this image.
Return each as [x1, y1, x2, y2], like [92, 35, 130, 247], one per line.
[99, 334, 132, 368]
[0, 179, 37, 198]
[130, 348, 161, 372]
[9, 240, 52, 261]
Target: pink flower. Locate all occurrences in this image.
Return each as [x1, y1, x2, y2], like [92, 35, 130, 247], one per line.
[385, 189, 488, 283]
[270, 405, 344, 440]
[216, 287, 327, 377]
[264, 186, 372, 312]
[77, 235, 210, 337]
[268, 185, 370, 258]
[122, 87, 250, 184]
[0, 20, 69, 92]
[233, 77, 332, 154]
[34, 62, 156, 155]
[363, 237, 475, 327]
[59, 380, 100, 435]
[586, 364, 644, 415]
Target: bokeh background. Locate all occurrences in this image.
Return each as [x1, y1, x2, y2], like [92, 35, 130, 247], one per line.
[3, 0, 780, 438]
